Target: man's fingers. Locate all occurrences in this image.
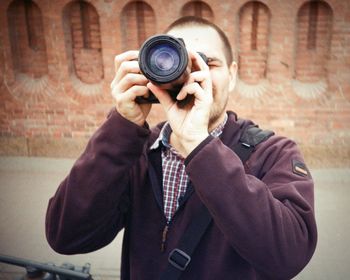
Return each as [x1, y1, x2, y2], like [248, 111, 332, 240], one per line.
[176, 82, 205, 102]
[111, 61, 141, 89]
[187, 50, 212, 90]
[147, 83, 174, 110]
[114, 85, 149, 104]
[115, 61, 141, 83]
[112, 50, 140, 89]
[114, 50, 139, 72]
[186, 71, 211, 90]
[125, 85, 150, 99]
[117, 73, 148, 92]
[188, 49, 209, 72]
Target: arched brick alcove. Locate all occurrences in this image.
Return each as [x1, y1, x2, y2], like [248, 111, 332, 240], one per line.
[181, 1, 214, 22]
[236, 1, 270, 98]
[121, 1, 156, 51]
[292, 1, 333, 99]
[62, 0, 104, 96]
[7, 0, 48, 78]
[6, 0, 53, 100]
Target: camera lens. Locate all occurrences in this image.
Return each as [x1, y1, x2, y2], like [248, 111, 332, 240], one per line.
[139, 35, 188, 84]
[137, 34, 207, 104]
[148, 44, 180, 74]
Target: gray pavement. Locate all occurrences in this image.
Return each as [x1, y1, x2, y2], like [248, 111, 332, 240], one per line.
[0, 156, 349, 279]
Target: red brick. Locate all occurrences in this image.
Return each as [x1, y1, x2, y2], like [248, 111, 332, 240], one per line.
[0, 0, 349, 165]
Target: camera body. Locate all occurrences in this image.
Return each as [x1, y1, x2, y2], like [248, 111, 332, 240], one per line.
[136, 34, 208, 104]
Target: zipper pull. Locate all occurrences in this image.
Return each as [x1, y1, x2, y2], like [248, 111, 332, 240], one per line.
[161, 224, 169, 252]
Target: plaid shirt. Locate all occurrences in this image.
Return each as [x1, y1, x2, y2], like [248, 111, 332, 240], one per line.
[150, 114, 228, 223]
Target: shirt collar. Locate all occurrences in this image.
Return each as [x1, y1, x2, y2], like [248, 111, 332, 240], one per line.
[150, 113, 228, 150]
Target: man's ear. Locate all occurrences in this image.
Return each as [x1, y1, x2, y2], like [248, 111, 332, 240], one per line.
[228, 61, 237, 92]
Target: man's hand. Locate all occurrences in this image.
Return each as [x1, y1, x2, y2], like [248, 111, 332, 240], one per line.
[111, 51, 151, 126]
[148, 50, 213, 156]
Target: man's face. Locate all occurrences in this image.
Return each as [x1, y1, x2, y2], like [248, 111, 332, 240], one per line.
[167, 26, 237, 125]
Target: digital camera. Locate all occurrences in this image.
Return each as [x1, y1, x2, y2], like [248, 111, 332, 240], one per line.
[136, 34, 208, 104]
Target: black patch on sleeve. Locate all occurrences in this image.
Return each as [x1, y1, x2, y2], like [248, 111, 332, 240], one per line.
[292, 159, 309, 177]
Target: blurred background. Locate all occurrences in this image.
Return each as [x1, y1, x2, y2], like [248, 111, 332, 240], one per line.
[0, 0, 349, 279]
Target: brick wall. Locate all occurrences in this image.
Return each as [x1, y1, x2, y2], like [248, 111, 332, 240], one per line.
[0, 0, 349, 167]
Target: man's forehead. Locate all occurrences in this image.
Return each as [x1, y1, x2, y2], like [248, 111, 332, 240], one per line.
[167, 26, 224, 57]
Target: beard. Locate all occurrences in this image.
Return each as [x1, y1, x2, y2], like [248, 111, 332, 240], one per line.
[208, 84, 229, 128]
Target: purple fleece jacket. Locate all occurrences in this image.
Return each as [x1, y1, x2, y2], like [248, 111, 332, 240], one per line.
[46, 109, 317, 279]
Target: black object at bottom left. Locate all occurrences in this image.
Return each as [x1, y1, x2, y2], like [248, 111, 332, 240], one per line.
[0, 254, 92, 280]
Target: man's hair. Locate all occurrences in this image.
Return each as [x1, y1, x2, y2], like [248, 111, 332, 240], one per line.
[165, 16, 233, 65]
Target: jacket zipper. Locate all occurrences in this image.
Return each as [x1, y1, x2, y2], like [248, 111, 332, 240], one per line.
[159, 185, 194, 252]
[160, 199, 187, 252]
[161, 223, 169, 252]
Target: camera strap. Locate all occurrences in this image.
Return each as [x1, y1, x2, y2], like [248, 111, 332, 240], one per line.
[160, 123, 274, 280]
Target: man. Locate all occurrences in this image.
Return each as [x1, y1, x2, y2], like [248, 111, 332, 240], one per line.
[46, 17, 317, 279]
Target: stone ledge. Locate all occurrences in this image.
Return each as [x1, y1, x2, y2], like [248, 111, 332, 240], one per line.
[0, 136, 87, 159]
[300, 144, 350, 168]
[0, 136, 28, 156]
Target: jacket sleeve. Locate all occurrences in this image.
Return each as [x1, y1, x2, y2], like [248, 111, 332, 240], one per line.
[45, 109, 150, 254]
[184, 135, 317, 279]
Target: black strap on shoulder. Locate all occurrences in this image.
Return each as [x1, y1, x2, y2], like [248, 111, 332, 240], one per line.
[160, 124, 274, 280]
[233, 125, 274, 163]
